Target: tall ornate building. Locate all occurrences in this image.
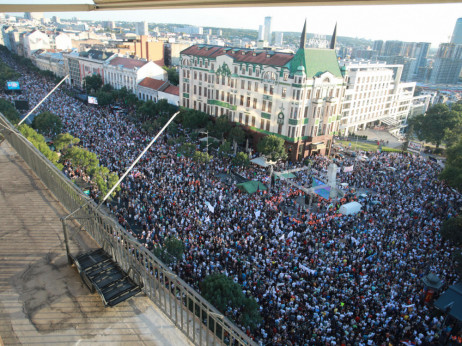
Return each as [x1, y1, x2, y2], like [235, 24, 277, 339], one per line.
[179, 21, 345, 160]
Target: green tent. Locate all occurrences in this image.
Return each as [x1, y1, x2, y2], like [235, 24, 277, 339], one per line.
[236, 180, 268, 194]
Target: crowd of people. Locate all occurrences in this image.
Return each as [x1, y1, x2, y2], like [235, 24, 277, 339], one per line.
[1, 50, 462, 345]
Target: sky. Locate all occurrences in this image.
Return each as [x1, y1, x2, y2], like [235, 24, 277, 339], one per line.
[3, 1, 462, 48]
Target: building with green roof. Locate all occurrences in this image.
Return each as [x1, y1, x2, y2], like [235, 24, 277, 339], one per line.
[179, 20, 345, 160]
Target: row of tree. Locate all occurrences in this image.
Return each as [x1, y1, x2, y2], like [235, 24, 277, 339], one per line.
[410, 103, 462, 189]
[411, 103, 462, 275]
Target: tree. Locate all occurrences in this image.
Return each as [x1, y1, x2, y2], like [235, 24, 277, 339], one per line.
[200, 274, 262, 331]
[178, 143, 196, 158]
[413, 104, 462, 148]
[257, 135, 287, 161]
[18, 124, 62, 169]
[0, 60, 20, 88]
[83, 74, 103, 94]
[193, 151, 211, 164]
[219, 140, 232, 157]
[0, 99, 20, 124]
[228, 126, 246, 146]
[31, 111, 62, 136]
[207, 114, 230, 140]
[93, 166, 120, 200]
[181, 109, 209, 129]
[232, 151, 250, 167]
[162, 66, 179, 86]
[440, 215, 462, 245]
[101, 83, 113, 92]
[64, 146, 99, 173]
[54, 133, 80, 152]
[94, 90, 114, 106]
[153, 236, 184, 265]
[440, 139, 462, 190]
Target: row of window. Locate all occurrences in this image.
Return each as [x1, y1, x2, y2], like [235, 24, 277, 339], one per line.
[182, 57, 288, 81]
[182, 96, 339, 140]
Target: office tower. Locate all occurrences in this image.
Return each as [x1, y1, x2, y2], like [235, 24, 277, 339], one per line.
[258, 25, 263, 41]
[451, 18, 462, 45]
[264, 16, 272, 44]
[382, 40, 404, 56]
[274, 32, 283, 46]
[430, 43, 462, 84]
[136, 21, 148, 36]
[373, 40, 383, 55]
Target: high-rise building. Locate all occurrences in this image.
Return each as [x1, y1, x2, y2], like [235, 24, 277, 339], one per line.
[135, 21, 148, 36]
[104, 21, 115, 30]
[429, 43, 462, 84]
[264, 16, 272, 44]
[382, 40, 404, 56]
[451, 18, 462, 45]
[258, 25, 263, 41]
[274, 32, 283, 46]
[373, 40, 383, 55]
[179, 21, 343, 160]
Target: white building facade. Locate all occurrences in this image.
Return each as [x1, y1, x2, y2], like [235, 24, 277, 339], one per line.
[53, 33, 72, 50]
[23, 30, 50, 57]
[104, 56, 167, 93]
[339, 61, 416, 136]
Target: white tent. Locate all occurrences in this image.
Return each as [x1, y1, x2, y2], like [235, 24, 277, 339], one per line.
[250, 156, 276, 168]
[339, 201, 362, 215]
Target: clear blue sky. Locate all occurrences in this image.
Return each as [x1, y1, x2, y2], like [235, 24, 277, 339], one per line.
[4, 1, 462, 48]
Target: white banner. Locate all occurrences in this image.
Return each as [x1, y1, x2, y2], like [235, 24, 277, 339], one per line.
[343, 165, 354, 173]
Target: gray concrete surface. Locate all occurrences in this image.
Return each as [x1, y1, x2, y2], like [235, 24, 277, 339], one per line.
[0, 141, 192, 346]
[354, 128, 404, 149]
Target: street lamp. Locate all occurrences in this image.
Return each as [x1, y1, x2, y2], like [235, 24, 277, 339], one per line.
[200, 130, 209, 154]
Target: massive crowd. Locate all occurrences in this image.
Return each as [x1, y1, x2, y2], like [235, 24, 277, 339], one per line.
[1, 51, 462, 345]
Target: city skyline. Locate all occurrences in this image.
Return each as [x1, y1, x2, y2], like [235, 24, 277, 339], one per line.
[3, 2, 462, 48]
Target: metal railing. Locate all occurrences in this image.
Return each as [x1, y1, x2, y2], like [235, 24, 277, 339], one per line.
[0, 114, 256, 346]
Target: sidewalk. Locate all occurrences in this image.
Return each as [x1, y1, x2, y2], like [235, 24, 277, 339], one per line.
[0, 141, 192, 345]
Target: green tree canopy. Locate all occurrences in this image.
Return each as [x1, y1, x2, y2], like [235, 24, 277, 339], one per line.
[0, 60, 20, 88]
[153, 237, 184, 265]
[0, 99, 20, 124]
[53, 133, 80, 151]
[181, 109, 209, 129]
[440, 139, 462, 190]
[440, 215, 462, 245]
[219, 140, 232, 157]
[64, 146, 99, 173]
[200, 274, 262, 331]
[232, 151, 250, 167]
[18, 124, 62, 169]
[178, 143, 196, 158]
[412, 104, 462, 148]
[84, 74, 103, 94]
[207, 114, 230, 140]
[193, 151, 211, 164]
[228, 126, 246, 146]
[31, 111, 63, 136]
[257, 135, 287, 161]
[94, 90, 114, 106]
[162, 66, 179, 86]
[93, 165, 120, 200]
